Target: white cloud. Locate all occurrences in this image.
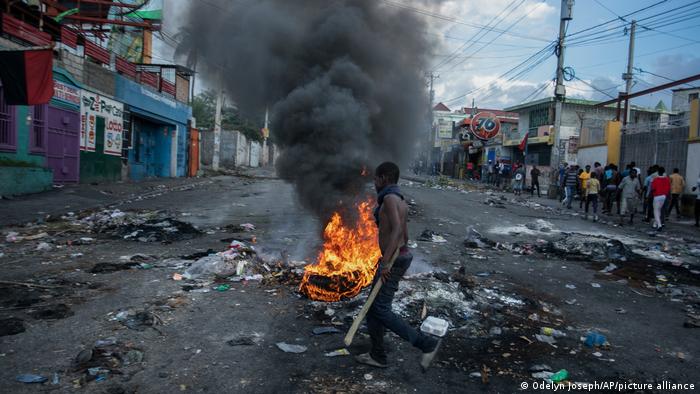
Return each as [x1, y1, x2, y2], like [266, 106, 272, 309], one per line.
[422, 0, 560, 108]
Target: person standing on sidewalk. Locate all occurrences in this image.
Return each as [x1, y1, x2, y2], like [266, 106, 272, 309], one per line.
[513, 165, 525, 196]
[496, 160, 505, 188]
[356, 162, 439, 369]
[531, 165, 541, 197]
[668, 168, 685, 220]
[643, 165, 659, 223]
[693, 173, 700, 227]
[579, 165, 591, 209]
[619, 169, 641, 225]
[563, 165, 579, 209]
[650, 167, 671, 231]
[585, 172, 601, 221]
[604, 164, 620, 215]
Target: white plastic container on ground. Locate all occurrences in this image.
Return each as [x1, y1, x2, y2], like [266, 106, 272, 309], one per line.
[420, 316, 449, 337]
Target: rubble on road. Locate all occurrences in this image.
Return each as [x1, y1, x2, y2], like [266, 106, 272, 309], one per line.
[417, 229, 447, 243]
[71, 338, 145, 386]
[74, 209, 201, 243]
[464, 226, 496, 249]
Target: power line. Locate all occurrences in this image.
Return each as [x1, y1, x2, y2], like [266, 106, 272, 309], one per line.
[634, 67, 699, 89]
[572, 75, 616, 99]
[443, 0, 547, 73]
[566, 1, 700, 46]
[566, 0, 668, 37]
[593, 0, 627, 21]
[378, 0, 551, 42]
[432, 0, 524, 71]
[440, 42, 555, 105]
[520, 79, 553, 103]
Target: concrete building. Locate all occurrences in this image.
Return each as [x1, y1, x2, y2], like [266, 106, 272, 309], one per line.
[0, 3, 194, 196]
[426, 103, 522, 178]
[504, 97, 670, 192]
[671, 87, 700, 113]
[200, 129, 276, 170]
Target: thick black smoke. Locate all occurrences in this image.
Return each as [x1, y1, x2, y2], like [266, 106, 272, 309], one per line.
[178, 0, 433, 219]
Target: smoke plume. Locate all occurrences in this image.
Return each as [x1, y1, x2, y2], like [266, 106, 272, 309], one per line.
[178, 0, 433, 219]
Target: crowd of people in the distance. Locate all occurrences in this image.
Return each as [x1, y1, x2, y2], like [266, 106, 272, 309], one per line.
[559, 161, 700, 230]
[412, 157, 700, 230]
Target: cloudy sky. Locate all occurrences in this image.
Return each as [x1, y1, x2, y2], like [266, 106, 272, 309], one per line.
[154, 0, 700, 111]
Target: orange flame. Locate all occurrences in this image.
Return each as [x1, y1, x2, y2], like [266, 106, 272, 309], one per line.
[299, 199, 381, 302]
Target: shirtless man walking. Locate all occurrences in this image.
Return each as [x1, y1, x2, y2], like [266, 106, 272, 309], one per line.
[355, 162, 440, 370]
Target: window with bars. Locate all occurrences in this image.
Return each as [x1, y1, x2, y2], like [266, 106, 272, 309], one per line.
[0, 85, 17, 152]
[30, 104, 48, 153]
[528, 105, 552, 129]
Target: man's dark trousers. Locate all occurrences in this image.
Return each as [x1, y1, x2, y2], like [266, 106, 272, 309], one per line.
[366, 252, 434, 364]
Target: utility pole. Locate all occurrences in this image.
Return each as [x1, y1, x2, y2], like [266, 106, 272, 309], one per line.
[428, 72, 438, 174]
[212, 81, 223, 171]
[551, 0, 574, 197]
[622, 20, 636, 125]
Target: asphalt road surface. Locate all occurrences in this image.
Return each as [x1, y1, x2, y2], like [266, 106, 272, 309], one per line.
[1, 170, 698, 393]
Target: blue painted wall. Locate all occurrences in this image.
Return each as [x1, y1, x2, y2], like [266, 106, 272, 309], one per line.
[177, 124, 187, 177]
[114, 75, 191, 180]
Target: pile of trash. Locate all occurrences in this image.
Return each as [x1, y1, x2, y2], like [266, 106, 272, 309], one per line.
[71, 337, 145, 385]
[537, 233, 630, 263]
[74, 209, 201, 243]
[170, 239, 305, 291]
[172, 240, 261, 282]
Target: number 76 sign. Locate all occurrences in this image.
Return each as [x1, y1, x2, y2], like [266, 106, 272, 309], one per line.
[470, 112, 501, 141]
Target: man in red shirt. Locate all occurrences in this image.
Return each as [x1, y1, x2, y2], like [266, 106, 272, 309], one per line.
[650, 167, 671, 231]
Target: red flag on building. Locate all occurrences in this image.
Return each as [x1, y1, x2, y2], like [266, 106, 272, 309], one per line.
[518, 132, 529, 152]
[0, 49, 53, 105]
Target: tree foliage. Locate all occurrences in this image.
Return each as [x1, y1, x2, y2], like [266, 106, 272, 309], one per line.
[192, 90, 263, 142]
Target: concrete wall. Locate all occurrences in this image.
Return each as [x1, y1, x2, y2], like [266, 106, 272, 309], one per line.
[235, 132, 250, 167]
[249, 142, 261, 167]
[83, 61, 116, 96]
[672, 89, 700, 113]
[201, 129, 256, 169]
[687, 142, 700, 191]
[577, 145, 607, 167]
[56, 49, 85, 86]
[0, 167, 53, 196]
[176, 75, 189, 104]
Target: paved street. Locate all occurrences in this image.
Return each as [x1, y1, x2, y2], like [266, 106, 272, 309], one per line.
[1, 170, 698, 393]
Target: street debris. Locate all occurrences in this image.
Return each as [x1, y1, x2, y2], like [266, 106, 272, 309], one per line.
[540, 327, 566, 337]
[525, 219, 554, 233]
[15, 374, 48, 384]
[463, 226, 496, 249]
[550, 369, 569, 383]
[112, 309, 161, 332]
[239, 223, 256, 232]
[75, 209, 201, 243]
[418, 229, 447, 243]
[584, 332, 609, 348]
[312, 326, 341, 335]
[71, 338, 145, 384]
[324, 348, 350, 357]
[276, 342, 307, 353]
[227, 334, 262, 346]
[535, 334, 557, 345]
[420, 316, 449, 337]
